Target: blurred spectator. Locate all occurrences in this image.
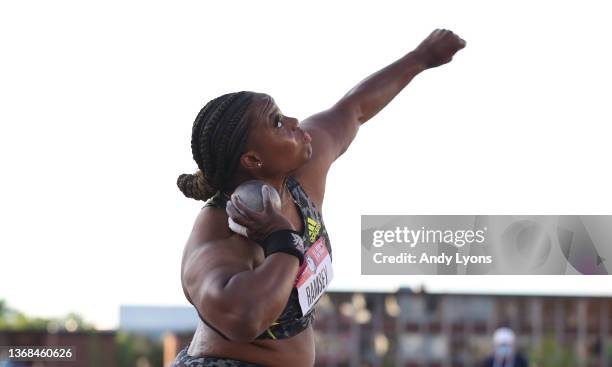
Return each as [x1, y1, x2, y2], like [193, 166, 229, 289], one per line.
[481, 327, 528, 367]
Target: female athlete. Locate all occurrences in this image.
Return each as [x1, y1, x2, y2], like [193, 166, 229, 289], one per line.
[173, 29, 466, 367]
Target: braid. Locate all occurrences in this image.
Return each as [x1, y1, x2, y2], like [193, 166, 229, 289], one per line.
[201, 94, 242, 185]
[177, 91, 256, 202]
[190, 99, 217, 168]
[213, 100, 252, 189]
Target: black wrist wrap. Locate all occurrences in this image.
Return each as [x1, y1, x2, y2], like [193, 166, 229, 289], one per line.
[261, 229, 305, 266]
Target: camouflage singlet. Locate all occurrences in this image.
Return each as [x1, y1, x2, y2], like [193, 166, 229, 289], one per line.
[192, 175, 333, 341]
[170, 347, 262, 367]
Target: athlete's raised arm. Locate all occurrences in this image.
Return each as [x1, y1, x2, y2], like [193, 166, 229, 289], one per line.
[296, 29, 466, 200]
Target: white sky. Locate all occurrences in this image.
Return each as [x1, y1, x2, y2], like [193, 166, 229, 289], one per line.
[1, 0, 611, 330]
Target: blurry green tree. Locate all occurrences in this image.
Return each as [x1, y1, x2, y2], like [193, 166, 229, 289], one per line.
[0, 299, 163, 367]
[527, 333, 578, 366]
[116, 331, 163, 367]
[0, 299, 94, 331]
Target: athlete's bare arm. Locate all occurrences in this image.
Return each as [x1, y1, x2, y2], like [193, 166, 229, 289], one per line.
[181, 205, 300, 343]
[294, 29, 466, 205]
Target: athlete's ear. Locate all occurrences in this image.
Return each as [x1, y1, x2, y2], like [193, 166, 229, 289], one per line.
[239, 151, 262, 171]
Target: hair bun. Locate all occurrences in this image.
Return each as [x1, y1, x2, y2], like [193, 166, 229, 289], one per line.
[176, 169, 216, 201]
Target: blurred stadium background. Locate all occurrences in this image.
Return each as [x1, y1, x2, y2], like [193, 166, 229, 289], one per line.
[2, 288, 611, 366]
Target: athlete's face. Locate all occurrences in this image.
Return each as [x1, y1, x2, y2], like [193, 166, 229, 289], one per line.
[242, 93, 312, 175]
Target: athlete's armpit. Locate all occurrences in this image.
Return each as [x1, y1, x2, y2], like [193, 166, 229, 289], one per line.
[300, 98, 362, 163]
[294, 99, 361, 206]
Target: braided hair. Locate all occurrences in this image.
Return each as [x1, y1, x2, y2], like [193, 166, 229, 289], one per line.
[177, 91, 257, 201]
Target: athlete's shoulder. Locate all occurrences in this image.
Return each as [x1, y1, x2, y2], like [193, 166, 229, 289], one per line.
[182, 206, 261, 275]
[189, 205, 232, 244]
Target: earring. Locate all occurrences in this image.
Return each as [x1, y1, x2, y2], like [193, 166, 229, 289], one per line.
[257, 162, 262, 167]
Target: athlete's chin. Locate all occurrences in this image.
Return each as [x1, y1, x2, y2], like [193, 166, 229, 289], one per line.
[292, 144, 312, 169]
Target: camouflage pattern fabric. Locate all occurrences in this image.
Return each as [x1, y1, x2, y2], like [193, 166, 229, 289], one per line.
[170, 347, 263, 367]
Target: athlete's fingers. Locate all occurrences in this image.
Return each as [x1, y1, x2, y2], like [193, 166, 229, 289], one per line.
[226, 201, 252, 227]
[261, 185, 271, 212]
[231, 194, 258, 218]
[225, 200, 241, 218]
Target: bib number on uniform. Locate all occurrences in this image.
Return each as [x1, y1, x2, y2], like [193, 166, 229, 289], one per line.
[294, 237, 333, 316]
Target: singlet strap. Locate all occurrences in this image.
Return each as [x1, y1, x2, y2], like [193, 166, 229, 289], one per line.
[285, 175, 299, 192]
[202, 190, 230, 209]
[194, 306, 231, 341]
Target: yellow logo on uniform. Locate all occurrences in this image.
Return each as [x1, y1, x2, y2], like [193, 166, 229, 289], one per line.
[307, 217, 321, 243]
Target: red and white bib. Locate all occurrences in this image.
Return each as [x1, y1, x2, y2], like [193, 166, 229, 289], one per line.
[294, 237, 333, 315]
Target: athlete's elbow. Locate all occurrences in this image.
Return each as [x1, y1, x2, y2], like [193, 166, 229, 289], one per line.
[236, 307, 278, 342]
[245, 299, 288, 340]
[206, 286, 282, 342]
[211, 312, 258, 343]
[219, 300, 281, 342]
[196, 300, 260, 342]
[225, 323, 260, 343]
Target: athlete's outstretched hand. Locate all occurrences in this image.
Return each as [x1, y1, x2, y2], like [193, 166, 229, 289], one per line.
[412, 29, 466, 69]
[225, 186, 295, 244]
